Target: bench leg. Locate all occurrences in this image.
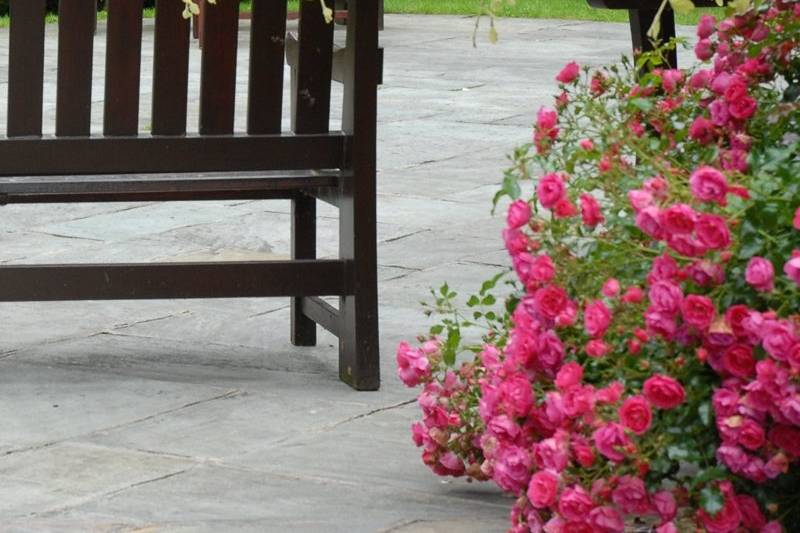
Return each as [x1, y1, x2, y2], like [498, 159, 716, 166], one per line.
[629, 7, 678, 69]
[338, 179, 380, 391]
[291, 194, 317, 346]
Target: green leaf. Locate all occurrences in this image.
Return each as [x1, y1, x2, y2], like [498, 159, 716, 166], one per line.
[630, 98, 653, 112]
[669, 0, 696, 14]
[467, 295, 480, 307]
[443, 328, 461, 367]
[482, 294, 496, 306]
[700, 486, 725, 516]
[503, 175, 521, 200]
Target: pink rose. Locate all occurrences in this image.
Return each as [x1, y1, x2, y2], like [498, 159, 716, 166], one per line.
[696, 214, 731, 249]
[717, 444, 749, 473]
[656, 523, 679, 533]
[636, 206, 663, 239]
[738, 418, 766, 451]
[596, 381, 623, 404]
[746, 257, 775, 292]
[584, 300, 611, 338]
[507, 200, 531, 229]
[579, 138, 594, 150]
[486, 414, 519, 441]
[492, 444, 532, 495]
[643, 374, 685, 409]
[601, 278, 620, 298]
[515, 253, 556, 286]
[681, 294, 715, 331]
[727, 83, 757, 120]
[585, 339, 610, 358]
[695, 38, 714, 61]
[690, 166, 728, 204]
[783, 251, 800, 286]
[689, 116, 715, 144]
[667, 234, 707, 258]
[769, 424, 800, 457]
[589, 506, 624, 533]
[536, 106, 558, 130]
[661, 69, 683, 93]
[555, 362, 583, 391]
[503, 227, 528, 255]
[660, 203, 697, 235]
[736, 495, 767, 530]
[793, 206, 800, 230]
[622, 286, 644, 304]
[762, 320, 796, 361]
[722, 344, 756, 378]
[619, 395, 652, 435]
[556, 61, 580, 84]
[558, 486, 594, 522]
[533, 285, 570, 320]
[698, 483, 742, 533]
[690, 69, 713, 90]
[612, 475, 650, 515]
[437, 451, 465, 476]
[649, 281, 683, 316]
[527, 470, 559, 509]
[697, 14, 716, 38]
[537, 173, 566, 209]
[580, 193, 604, 227]
[533, 435, 569, 472]
[593, 423, 631, 463]
[498, 373, 534, 418]
[628, 189, 653, 212]
[553, 198, 578, 219]
[653, 491, 677, 523]
[396, 341, 430, 387]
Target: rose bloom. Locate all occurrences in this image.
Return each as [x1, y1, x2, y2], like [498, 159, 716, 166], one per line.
[492, 444, 532, 495]
[585, 339, 610, 358]
[649, 281, 684, 316]
[722, 344, 756, 378]
[527, 469, 559, 509]
[584, 300, 611, 338]
[396, 341, 430, 387]
[619, 395, 652, 435]
[794, 206, 800, 230]
[769, 424, 800, 457]
[690, 166, 728, 204]
[506, 200, 531, 229]
[689, 116, 715, 144]
[695, 213, 731, 250]
[612, 475, 650, 515]
[579, 138, 594, 150]
[593, 423, 631, 462]
[659, 203, 696, 235]
[553, 197, 578, 219]
[636, 206, 663, 239]
[628, 189, 654, 212]
[556, 61, 580, 84]
[643, 374, 686, 409]
[783, 251, 800, 286]
[695, 38, 714, 61]
[558, 486, 594, 522]
[555, 362, 584, 391]
[738, 418, 766, 451]
[736, 495, 767, 531]
[536, 173, 566, 209]
[652, 491, 677, 523]
[697, 482, 742, 533]
[682, 294, 716, 330]
[621, 286, 644, 304]
[589, 506, 625, 532]
[745, 256, 775, 292]
[536, 106, 558, 131]
[580, 193, 604, 227]
[697, 13, 716, 38]
[533, 285, 570, 320]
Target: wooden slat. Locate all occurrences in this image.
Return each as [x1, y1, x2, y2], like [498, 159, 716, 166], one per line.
[248, 0, 288, 134]
[152, 0, 191, 135]
[104, 0, 144, 136]
[0, 260, 351, 301]
[293, 0, 334, 134]
[200, 0, 240, 134]
[0, 134, 348, 176]
[56, 0, 96, 137]
[0, 171, 342, 203]
[6, 0, 46, 137]
[302, 296, 341, 336]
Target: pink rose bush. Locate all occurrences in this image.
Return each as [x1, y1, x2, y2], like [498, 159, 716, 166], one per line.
[400, 2, 800, 531]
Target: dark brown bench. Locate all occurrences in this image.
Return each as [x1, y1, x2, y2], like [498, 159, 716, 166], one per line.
[587, 0, 725, 67]
[0, 0, 382, 390]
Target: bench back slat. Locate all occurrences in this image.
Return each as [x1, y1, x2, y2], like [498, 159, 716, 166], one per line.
[199, 0, 240, 135]
[7, 0, 46, 138]
[247, 0, 287, 134]
[104, 0, 144, 136]
[55, 0, 96, 137]
[293, 0, 334, 134]
[151, 0, 191, 136]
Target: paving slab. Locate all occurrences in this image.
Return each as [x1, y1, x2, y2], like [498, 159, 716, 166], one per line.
[0, 13, 702, 532]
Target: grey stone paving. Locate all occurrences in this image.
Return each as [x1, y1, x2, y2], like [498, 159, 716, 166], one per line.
[0, 14, 697, 532]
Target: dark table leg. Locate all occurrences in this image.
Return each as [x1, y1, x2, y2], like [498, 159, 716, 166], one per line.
[629, 7, 678, 68]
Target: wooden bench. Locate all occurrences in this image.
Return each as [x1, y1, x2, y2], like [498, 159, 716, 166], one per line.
[0, 0, 382, 390]
[587, 0, 725, 67]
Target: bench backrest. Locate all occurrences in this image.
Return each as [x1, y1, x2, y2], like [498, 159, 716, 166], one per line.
[0, 0, 378, 176]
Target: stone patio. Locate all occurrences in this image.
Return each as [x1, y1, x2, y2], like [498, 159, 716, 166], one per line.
[0, 14, 696, 532]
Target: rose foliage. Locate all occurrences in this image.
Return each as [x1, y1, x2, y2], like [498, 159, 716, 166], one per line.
[398, 1, 800, 532]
